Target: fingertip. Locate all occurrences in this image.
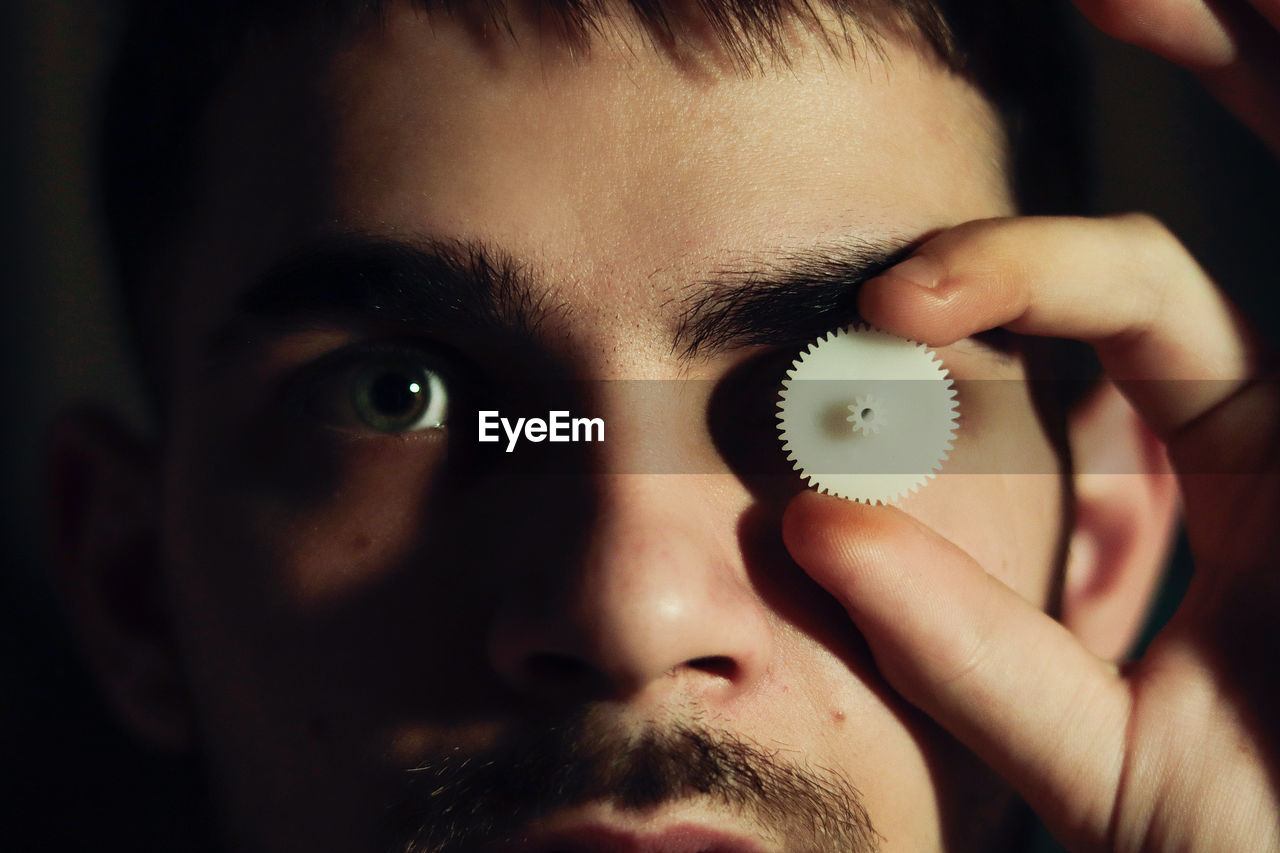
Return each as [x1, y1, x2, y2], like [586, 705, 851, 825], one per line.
[782, 490, 858, 550]
[1072, 0, 1235, 69]
[859, 268, 966, 347]
[781, 490, 908, 582]
[881, 254, 947, 290]
[858, 272, 916, 333]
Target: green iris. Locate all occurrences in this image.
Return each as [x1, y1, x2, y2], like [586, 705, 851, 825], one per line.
[350, 359, 448, 433]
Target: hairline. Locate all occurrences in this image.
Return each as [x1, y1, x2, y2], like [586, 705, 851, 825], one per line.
[103, 0, 970, 409]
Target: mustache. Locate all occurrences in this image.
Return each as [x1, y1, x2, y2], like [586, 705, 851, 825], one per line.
[385, 709, 880, 853]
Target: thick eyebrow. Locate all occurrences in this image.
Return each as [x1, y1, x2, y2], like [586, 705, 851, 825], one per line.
[209, 234, 921, 371]
[673, 238, 916, 359]
[207, 234, 555, 362]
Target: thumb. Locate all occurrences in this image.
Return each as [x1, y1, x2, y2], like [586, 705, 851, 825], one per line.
[783, 490, 1130, 849]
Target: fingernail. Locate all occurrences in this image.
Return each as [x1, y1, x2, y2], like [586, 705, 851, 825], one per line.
[883, 255, 944, 289]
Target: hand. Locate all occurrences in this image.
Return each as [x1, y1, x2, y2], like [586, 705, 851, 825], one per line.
[1071, 0, 1280, 154]
[782, 214, 1280, 851]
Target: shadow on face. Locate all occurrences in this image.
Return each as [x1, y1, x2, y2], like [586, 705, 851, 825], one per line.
[62, 4, 1078, 851]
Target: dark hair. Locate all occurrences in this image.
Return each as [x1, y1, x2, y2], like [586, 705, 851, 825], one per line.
[98, 0, 1091, 404]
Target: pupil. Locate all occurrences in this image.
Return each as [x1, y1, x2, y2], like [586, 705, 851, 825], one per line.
[369, 371, 421, 416]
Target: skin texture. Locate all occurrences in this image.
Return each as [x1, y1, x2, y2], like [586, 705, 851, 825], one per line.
[160, 11, 1068, 852]
[811, 212, 1280, 850]
[57, 3, 1239, 852]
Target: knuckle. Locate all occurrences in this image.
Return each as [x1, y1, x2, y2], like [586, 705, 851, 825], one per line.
[936, 619, 997, 690]
[1109, 211, 1188, 266]
[1108, 212, 1192, 299]
[1110, 210, 1168, 241]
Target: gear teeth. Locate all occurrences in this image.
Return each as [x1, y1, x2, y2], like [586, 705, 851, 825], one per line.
[775, 324, 960, 505]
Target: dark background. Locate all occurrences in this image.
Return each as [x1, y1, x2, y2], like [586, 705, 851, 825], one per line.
[3, 2, 1279, 850]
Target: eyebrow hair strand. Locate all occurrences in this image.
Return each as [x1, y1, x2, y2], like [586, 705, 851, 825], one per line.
[207, 234, 559, 360]
[673, 238, 915, 358]
[209, 233, 919, 372]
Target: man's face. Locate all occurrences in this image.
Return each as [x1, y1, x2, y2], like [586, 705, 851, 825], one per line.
[157, 7, 1066, 851]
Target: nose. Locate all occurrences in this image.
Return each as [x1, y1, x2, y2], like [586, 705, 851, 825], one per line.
[487, 475, 775, 705]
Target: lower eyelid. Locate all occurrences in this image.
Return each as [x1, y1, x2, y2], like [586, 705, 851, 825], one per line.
[279, 345, 455, 432]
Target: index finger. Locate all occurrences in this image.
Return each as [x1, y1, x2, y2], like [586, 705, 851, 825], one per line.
[859, 215, 1261, 442]
[859, 214, 1278, 562]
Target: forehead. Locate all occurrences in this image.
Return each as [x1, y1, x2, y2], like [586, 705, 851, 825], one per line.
[175, 7, 1011, 374]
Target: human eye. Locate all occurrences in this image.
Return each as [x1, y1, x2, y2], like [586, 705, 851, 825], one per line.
[293, 344, 454, 435]
[707, 345, 806, 479]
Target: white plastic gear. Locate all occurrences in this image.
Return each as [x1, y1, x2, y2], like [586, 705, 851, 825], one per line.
[846, 394, 885, 436]
[777, 325, 959, 504]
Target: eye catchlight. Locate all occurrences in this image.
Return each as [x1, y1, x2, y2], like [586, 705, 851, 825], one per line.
[776, 326, 959, 504]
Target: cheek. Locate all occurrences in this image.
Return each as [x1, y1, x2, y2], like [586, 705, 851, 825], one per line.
[159, 417, 521, 750]
[164, 423, 449, 610]
[155, 429, 473, 839]
[159, 404, 588, 674]
[900, 378, 1067, 607]
[910, 474, 1066, 603]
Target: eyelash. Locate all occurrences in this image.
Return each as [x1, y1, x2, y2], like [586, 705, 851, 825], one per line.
[273, 338, 806, 473]
[282, 340, 476, 437]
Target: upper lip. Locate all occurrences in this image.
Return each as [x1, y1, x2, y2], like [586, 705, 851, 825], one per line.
[500, 821, 770, 853]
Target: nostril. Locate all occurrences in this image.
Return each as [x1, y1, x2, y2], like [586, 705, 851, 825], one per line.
[686, 655, 738, 681]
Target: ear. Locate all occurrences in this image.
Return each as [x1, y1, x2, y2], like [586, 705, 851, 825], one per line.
[1060, 381, 1180, 661]
[48, 408, 191, 751]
